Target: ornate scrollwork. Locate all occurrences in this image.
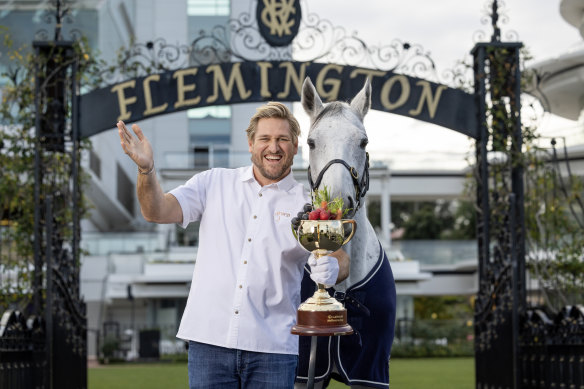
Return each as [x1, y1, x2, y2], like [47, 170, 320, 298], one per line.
[34, 0, 78, 41]
[99, 0, 441, 85]
[474, 0, 519, 44]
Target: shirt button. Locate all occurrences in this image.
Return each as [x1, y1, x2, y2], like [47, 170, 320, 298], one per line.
[235, 310, 239, 314]
[253, 215, 257, 219]
[243, 260, 247, 264]
[239, 285, 242, 289]
[259, 193, 263, 197]
[248, 238, 252, 242]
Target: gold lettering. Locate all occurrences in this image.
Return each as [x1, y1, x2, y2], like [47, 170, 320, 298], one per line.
[380, 75, 410, 110]
[143, 74, 168, 116]
[173, 68, 201, 108]
[277, 62, 307, 99]
[315, 64, 343, 101]
[206, 63, 252, 103]
[111, 80, 137, 121]
[408, 81, 447, 118]
[326, 314, 344, 323]
[258, 62, 273, 98]
[350, 68, 385, 80]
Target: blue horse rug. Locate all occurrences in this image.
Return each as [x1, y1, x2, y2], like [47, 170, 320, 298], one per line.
[296, 242, 397, 388]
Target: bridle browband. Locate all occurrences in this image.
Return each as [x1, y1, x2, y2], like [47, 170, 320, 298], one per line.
[307, 152, 370, 218]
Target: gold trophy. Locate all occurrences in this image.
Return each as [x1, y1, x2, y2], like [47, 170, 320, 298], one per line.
[291, 219, 356, 336]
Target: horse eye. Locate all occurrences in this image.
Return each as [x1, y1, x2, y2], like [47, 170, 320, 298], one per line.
[360, 139, 368, 149]
[307, 138, 315, 150]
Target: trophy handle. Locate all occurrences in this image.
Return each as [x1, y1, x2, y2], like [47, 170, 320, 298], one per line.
[292, 225, 299, 240]
[341, 219, 357, 245]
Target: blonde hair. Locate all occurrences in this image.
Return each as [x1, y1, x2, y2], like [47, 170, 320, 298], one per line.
[245, 102, 300, 143]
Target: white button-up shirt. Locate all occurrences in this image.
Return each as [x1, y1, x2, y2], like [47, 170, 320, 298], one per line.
[171, 166, 310, 355]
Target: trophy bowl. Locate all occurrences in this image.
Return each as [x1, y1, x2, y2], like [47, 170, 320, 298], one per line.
[291, 219, 356, 336]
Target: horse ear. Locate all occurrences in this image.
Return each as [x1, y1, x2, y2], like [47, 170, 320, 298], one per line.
[301, 77, 324, 120]
[350, 78, 371, 121]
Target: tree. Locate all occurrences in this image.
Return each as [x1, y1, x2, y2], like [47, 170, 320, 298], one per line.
[523, 137, 584, 311]
[459, 46, 584, 313]
[0, 28, 99, 310]
[402, 203, 445, 239]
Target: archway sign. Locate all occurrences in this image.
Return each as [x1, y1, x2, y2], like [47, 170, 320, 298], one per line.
[79, 1, 478, 140]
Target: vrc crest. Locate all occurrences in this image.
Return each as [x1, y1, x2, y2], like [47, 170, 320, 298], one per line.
[256, 0, 301, 47]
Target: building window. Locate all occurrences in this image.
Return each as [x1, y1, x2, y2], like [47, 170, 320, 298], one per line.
[188, 105, 231, 168]
[187, 106, 231, 119]
[176, 221, 200, 247]
[116, 163, 134, 216]
[187, 0, 230, 16]
[193, 146, 210, 168]
[89, 148, 101, 179]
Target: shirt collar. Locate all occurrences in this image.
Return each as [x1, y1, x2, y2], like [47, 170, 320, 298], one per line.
[240, 165, 296, 192]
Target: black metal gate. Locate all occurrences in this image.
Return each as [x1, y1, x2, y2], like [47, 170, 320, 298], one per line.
[0, 3, 87, 388]
[472, 2, 584, 388]
[473, 35, 525, 388]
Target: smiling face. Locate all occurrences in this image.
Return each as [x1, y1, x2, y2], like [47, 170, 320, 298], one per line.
[248, 117, 298, 186]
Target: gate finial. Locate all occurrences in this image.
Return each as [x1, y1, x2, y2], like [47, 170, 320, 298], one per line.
[35, 0, 73, 41]
[491, 0, 501, 42]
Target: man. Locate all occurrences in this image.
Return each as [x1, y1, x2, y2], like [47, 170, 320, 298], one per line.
[117, 102, 349, 389]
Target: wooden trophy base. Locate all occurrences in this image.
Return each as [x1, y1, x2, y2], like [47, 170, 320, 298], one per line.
[291, 288, 353, 336]
[291, 309, 353, 336]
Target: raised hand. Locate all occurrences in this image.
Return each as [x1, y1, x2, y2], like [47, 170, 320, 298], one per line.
[117, 121, 154, 173]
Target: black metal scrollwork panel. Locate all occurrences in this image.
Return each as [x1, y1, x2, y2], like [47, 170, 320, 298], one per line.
[520, 307, 584, 388]
[0, 311, 47, 389]
[473, 39, 524, 389]
[99, 0, 440, 85]
[474, 0, 519, 44]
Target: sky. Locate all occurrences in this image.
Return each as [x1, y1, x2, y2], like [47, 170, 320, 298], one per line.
[291, 0, 583, 171]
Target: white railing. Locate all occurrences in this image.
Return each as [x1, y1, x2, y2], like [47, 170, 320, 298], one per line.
[82, 230, 476, 266]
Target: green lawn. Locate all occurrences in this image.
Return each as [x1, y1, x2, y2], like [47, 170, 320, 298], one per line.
[89, 357, 474, 389]
[329, 357, 475, 389]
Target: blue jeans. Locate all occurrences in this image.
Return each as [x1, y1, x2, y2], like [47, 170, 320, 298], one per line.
[187, 341, 298, 389]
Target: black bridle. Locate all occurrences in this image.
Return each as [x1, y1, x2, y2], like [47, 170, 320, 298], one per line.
[307, 152, 370, 217]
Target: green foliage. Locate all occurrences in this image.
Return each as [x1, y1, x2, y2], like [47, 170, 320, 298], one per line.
[414, 296, 473, 320]
[160, 353, 188, 363]
[460, 45, 584, 312]
[384, 200, 475, 240]
[391, 340, 474, 358]
[444, 200, 477, 239]
[0, 30, 97, 310]
[489, 47, 584, 312]
[523, 140, 584, 310]
[393, 296, 475, 358]
[367, 199, 381, 228]
[312, 185, 350, 216]
[402, 204, 446, 239]
[100, 337, 121, 359]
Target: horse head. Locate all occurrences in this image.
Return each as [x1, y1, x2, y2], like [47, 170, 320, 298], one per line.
[301, 77, 371, 219]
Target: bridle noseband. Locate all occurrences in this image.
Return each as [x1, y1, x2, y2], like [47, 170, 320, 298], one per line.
[307, 152, 370, 217]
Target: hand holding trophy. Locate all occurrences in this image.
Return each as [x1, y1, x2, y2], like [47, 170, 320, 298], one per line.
[291, 187, 356, 336]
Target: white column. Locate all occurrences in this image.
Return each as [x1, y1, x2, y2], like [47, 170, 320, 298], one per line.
[381, 171, 391, 248]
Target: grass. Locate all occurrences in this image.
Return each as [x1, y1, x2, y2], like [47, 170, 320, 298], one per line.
[88, 357, 474, 389]
[89, 362, 188, 389]
[329, 357, 475, 389]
